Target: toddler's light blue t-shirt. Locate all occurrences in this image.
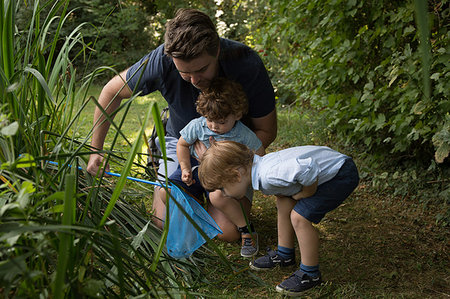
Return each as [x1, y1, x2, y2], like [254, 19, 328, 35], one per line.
[180, 117, 262, 158]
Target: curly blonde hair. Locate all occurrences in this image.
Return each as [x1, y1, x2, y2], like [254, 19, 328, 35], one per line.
[198, 140, 254, 191]
[196, 77, 248, 121]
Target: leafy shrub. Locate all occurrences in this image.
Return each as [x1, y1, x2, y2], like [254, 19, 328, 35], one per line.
[253, 0, 449, 164]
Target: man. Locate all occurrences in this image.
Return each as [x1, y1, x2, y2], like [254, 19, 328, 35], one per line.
[87, 8, 277, 242]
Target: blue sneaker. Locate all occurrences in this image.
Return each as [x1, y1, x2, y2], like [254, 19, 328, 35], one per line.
[275, 270, 322, 295]
[249, 248, 295, 270]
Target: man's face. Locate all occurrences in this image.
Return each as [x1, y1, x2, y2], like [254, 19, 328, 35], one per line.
[172, 51, 219, 90]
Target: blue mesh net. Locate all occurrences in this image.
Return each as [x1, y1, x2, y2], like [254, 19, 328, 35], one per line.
[166, 184, 222, 258]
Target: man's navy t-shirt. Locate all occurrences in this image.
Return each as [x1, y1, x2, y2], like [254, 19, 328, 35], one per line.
[126, 38, 275, 139]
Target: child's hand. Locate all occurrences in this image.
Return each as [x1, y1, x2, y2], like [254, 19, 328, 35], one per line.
[292, 179, 318, 200]
[181, 169, 195, 186]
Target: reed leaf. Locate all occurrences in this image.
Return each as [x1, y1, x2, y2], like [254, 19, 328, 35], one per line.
[53, 172, 75, 298]
[99, 98, 152, 226]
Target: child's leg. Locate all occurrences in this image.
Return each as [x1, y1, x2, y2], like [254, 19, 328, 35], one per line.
[208, 190, 258, 257]
[276, 195, 297, 249]
[290, 211, 319, 267]
[249, 195, 297, 270]
[275, 159, 359, 295]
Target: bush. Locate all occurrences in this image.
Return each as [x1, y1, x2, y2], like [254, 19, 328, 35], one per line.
[253, 0, 449, 164]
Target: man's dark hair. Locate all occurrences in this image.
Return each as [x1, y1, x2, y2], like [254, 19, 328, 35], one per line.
[164, 8, 220, 60]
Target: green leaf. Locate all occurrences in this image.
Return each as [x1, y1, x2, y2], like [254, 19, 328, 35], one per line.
[328, 94, 336, 107]
[54, 173, 76, 299]
[1, 121, 18, 136]
[16, 154, 36, 168]
[403, 25, 415, 36]
[430, 72, 440, 80]
[99, 101, 153, 227]
[364, 80, 374, 90]
[374, 114, 386, 130]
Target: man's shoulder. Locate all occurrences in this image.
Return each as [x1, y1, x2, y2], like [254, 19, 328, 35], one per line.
[127, 44, 174, 79]
[219, 38, 259, 64]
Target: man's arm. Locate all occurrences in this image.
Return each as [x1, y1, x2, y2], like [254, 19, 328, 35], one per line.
[87, 69, 133, 175]
[250, 108, 277, 149]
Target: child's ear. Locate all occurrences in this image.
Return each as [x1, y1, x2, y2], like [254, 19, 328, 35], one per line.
[233, 168, 242, 182]
[234, 112, 243, 120]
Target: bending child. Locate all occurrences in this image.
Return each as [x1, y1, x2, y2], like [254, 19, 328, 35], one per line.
[198, 140, 359, 296]
[158, 77, 264, 257]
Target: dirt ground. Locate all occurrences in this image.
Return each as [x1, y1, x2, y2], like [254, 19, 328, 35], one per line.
[205, 180, 449, 298]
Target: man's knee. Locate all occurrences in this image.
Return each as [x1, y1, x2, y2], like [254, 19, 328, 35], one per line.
[151, 187, 167, 229]
[217, 226, 240, 242]
[208, 190, 228, 209]
[155, 187, 168, 205]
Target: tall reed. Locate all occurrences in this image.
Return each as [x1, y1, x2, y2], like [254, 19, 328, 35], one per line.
[0, 1, 224, 297]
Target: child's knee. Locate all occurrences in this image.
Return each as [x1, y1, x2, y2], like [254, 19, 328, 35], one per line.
[290, 210, 311, 229]
[276, 195, 296, 214]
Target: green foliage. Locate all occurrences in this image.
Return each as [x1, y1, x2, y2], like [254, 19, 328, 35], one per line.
[66, 0, 162, 75]
[15, 0, 221, 82]
[253, 0, 449, 164]
[1, 1, 229, 297]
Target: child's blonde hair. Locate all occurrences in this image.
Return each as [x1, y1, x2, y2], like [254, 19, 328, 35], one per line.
[196, 77, 248, 121]
[198, 140, 254, 191]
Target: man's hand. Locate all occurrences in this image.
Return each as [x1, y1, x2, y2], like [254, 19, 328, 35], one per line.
[87, 153, 111, 177]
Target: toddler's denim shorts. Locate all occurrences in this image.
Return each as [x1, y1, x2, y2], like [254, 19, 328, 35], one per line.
[169, 157, 205, 202]
[293, 158, 359, 224]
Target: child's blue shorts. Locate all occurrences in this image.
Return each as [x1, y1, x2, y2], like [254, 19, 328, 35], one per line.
[293, 158, 359, 224]
[169, 157, 205, 203]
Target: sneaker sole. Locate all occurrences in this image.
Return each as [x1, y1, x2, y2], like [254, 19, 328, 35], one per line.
[241, 252, 258, 258]
[248, 261, 295, 271]
[275, 281, 323, 296]
[249, 262, 272, 271]
[275, 285, 307, 297]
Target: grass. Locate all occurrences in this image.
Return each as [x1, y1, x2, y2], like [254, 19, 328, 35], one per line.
[74, 88, 449, 298]
[73, 84, 166, 173]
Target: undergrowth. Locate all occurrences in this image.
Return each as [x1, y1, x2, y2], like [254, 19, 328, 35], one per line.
[198, 105, 449, 298]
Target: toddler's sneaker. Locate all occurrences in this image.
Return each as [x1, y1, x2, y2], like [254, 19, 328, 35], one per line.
[275, 270, 322, 296]
[240, 233, 258, 257]
[249, 248, 295, 270]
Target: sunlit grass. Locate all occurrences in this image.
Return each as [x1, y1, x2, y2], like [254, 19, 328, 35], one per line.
[72, 85, 166, 173]
[0, 2, 220, 297]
